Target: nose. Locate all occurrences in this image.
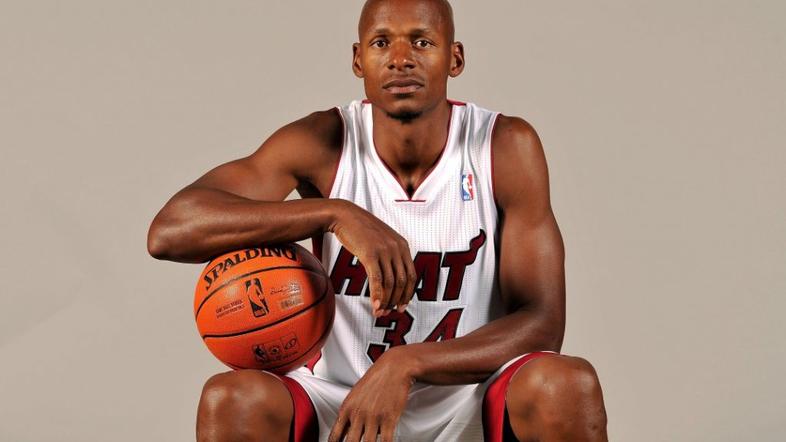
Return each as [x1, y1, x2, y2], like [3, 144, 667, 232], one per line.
[387, 41, 415, 71]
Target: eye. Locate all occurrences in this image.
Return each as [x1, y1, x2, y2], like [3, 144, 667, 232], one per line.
[372, 40, 388, 48]
[415, 39, 433, 48]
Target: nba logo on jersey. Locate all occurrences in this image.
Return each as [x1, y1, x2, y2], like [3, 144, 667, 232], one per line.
[461, 173, 474, 201]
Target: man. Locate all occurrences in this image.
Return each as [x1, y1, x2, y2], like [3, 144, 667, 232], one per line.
[148, 0, 608, 440]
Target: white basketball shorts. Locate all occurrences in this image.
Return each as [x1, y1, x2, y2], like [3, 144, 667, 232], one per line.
[274, 351, 558, 442]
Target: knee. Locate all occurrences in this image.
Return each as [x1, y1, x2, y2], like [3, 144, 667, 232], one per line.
[506, 354, 605, 418]
[199, 370, 293, 429]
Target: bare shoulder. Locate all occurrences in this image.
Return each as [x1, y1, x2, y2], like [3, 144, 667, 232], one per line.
[276, 108, 344, 151]
[491, 114, 551, 211]
[248, 107, 344, 196]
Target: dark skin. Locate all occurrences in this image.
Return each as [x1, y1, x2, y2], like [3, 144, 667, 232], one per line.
[328, 2, 564, 440]
[149, 0, 581, 440]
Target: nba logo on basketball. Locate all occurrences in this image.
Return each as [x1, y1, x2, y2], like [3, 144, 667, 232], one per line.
[245, 278, 270, 317]
[461, 173, 474, 201]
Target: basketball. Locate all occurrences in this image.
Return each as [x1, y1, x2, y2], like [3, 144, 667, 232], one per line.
[193, 243, 334, 374]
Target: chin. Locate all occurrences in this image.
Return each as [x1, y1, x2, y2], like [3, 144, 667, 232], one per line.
[384, 100, 425, 122]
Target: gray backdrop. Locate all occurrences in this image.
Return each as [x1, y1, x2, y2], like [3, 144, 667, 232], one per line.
[1, 1, 784, 441]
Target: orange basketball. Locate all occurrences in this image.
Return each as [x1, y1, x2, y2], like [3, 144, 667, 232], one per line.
[194, 243, 334, 374]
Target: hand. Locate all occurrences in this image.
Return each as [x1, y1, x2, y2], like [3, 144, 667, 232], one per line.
[328, 199, 417, 317]
[328, 349, 416, 442]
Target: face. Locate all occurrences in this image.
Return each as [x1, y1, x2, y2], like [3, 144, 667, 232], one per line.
[353, 0, 464, 120]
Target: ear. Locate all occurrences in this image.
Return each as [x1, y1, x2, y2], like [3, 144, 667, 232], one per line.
[352, 43, 364, 78]
[448, 41, 465, 78]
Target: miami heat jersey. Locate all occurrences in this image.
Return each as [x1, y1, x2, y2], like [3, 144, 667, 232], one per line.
[309, 99, 502, 386]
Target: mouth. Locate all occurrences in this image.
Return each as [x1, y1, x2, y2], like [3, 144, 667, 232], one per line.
[383, 78, 424, 94]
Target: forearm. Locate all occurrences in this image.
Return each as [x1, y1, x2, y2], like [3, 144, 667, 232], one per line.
[391, 307, 563, 385]
[147, 187, 342, 263]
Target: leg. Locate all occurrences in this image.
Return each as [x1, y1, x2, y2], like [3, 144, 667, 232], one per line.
[505, 354, 608, 442]
[197, 370, 294, 442]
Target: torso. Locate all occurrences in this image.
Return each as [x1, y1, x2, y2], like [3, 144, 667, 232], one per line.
[304, 99, 504, 385]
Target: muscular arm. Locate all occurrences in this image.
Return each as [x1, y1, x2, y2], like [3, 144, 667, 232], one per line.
[148, 109, 416, 318]
[147, 110, 343, 263]
[389, 115, 566, 384]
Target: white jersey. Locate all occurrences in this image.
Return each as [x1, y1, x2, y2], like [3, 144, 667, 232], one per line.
[308, 98, 503, 385]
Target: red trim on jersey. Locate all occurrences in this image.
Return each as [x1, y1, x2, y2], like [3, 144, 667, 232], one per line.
[482, 351, 555, 442]
[369, 103, 455, 201]
[305, 350, 322, 374]
[280, 376, 319, 442]
[362, 98, 371, 104]
[326, 107, 346, 199]
[489, 113, 502, 209]
[394, 199, 427, 203]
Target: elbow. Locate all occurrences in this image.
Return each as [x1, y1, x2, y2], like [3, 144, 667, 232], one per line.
[539, 308, 565, 353]
[547, 321, 565, 353]
[147, 206, 182, 260]
[147, 191, 199, 261]
[522, 323, 562, 354]
[147, 210, 207, 263]
[516, 304, 565, 353]
[147, 222, 170, 260]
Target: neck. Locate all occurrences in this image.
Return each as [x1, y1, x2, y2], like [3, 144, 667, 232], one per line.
[371, 99, 453, 196]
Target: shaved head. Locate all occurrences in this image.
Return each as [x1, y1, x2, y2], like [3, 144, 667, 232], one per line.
[359, 0, 455, 43]
[352, 0, 464, 122]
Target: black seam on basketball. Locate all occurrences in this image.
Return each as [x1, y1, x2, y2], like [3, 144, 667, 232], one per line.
[195, 265, 319, 319]
[200, 272, 330, 339]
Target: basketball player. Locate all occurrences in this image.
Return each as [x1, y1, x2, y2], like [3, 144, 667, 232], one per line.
[148, 0, 608, 440]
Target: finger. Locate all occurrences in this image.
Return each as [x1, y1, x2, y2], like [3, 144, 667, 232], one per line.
[362, 420, 380, 442]
[328, 412, 347, 442]
[388, 253, 407, 311]
[364, 258, 384, 317]
[379, 419, 397, 442]
[344, 416, 364, 442]
[379, 254, 395, 315]
[398, 243, 418, 313]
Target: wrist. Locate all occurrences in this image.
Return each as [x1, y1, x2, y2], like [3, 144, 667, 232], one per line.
[384, 344, 425, 382]
[325, 198, 350, 234]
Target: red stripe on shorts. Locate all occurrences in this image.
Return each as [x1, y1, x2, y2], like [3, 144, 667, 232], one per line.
[280, 376, 319, 442]
[482, 351, 556, 442]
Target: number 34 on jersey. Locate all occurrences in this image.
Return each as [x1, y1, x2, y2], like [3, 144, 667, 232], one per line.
[329, 230, 487, 362]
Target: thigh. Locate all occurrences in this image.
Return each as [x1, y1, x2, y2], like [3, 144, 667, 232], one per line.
[282, 354, 558, 442]
[198, 369, 296, 442]
[482, 351, 559, 442]
[277, 375, 320, 442]
[284, 368, 352, 442]
[396, 352, 556, 442]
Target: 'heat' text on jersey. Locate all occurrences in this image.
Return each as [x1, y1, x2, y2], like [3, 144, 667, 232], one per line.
[330, 230, 486, 301]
